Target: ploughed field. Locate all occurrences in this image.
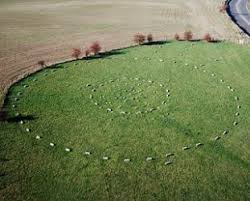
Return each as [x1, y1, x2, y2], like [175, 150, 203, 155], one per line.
[0, 41, 250, 201]
[0, 0, 242, 104]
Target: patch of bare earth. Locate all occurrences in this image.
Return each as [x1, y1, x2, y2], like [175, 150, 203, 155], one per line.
[0, 0, 244, 106]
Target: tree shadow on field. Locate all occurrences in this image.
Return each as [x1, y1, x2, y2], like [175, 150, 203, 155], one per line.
[7, 114, 36, 123]
[84, 50, 125, 61]
[143, 40, 169, 46]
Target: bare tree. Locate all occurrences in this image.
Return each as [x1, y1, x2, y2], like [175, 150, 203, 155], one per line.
[183, 31, 193, 41]
[72, 48, 81, 59]
[147, 34, 153, 43]
[174, 33, 180, 41]
[133, 33, 146, 45]
[90, 42, 102, 55]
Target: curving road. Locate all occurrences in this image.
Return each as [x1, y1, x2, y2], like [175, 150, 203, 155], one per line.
[228, 0, 250, 36]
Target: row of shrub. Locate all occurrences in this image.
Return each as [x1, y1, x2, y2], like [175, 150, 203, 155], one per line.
[134, 31, 215, 45]
[37, 31, 216, 66]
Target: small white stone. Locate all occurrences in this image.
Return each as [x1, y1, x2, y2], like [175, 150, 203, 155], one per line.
[107, 108, 113, 112]
[20, 120, 24, 125]
[86, 84, 91, 87]
[211, 73, 215, 77]
[231, 89, 234, 92]
[149, 108, 155, 112]
[92, 89, 96, 92]
[195, 143, 203, 147]
[148, 80, 153, 83]
[160, 59, 163, 62]
[94, 102, 98, 106]
[14, 98, 19, 101]
[65, 148, 71, 152]
[223, 130, 228, 135]
[227, 86, 231, 89]
[233, 121, 238, 126]
[185, 63, 188, 66]
[182, 146, 189, 150]
[235, 112, 240, 116]
[166, 89, 170, 93]
[124, 158, 131, 162]
[166, 153, 174, 157]
[120, 111, 126, 114]
[214, 136, 220, 141]
[237, 105, 241, 109]
[160, 84, 163, 87]
[164, 161, 172, 165]
[49, 143, 55, 147]
[24, 85, 28, 88]
[89, 94, 93, 99]
[235, 96, 239, 101]
[103, 156, 109, 160]
[203, 70, 206, 72]
[15, 112, 20, 117]
[194, 66, 198, 69]
[84, 151, 91, 155]
[146, 157, 153, 161]
[17, 92, 22, 96]
[36, 135, 41, 140]
[220, 79, 224, 82]
[12, 105, 16, 108]
[26, 128, 30, 132]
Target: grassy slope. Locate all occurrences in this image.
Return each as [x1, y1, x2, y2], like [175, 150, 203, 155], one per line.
[0, 41, 249, 201]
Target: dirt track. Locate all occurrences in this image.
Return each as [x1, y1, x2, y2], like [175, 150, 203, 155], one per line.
[0, 0, 244, 106]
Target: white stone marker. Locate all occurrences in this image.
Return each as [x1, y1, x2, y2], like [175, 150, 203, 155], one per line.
[146, 157, 153, 161]
[26, 128, 30, 132]
[166, 153, 174, 157]
[124, 158, 131, 162]
[65, 148, 71, 152]
[107, 108, 112, 112]
[36, 135, 41, 140]
[20, 120, 24, 125]
[233, 121, 238, 126]
[235, 112, 240, 116]
[103, 156, 109, 160]
[182, 146, 189, 150]
[214, 136, 220, 141]
[195, 143, 203, 148]
[223, 130, 228, 135]
[49, 143, 55, 147]
[164, 161, 172, 165]
[84, 151, 91, 155]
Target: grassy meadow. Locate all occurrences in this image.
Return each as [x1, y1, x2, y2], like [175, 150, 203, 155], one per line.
[0, 41, 250, 201]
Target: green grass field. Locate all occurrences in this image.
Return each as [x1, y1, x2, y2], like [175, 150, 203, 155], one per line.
[0, 41, 250, 201]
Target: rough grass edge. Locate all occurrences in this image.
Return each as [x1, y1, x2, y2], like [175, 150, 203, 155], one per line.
[0, 43, 139, 111]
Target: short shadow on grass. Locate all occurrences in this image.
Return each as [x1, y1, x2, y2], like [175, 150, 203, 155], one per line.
[83, 50, 125, 61]
[0, 158, 10, 163]
[47, 64, 65, 69]
[7, 114, 36, 123]
[209, 39, 223, 43]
